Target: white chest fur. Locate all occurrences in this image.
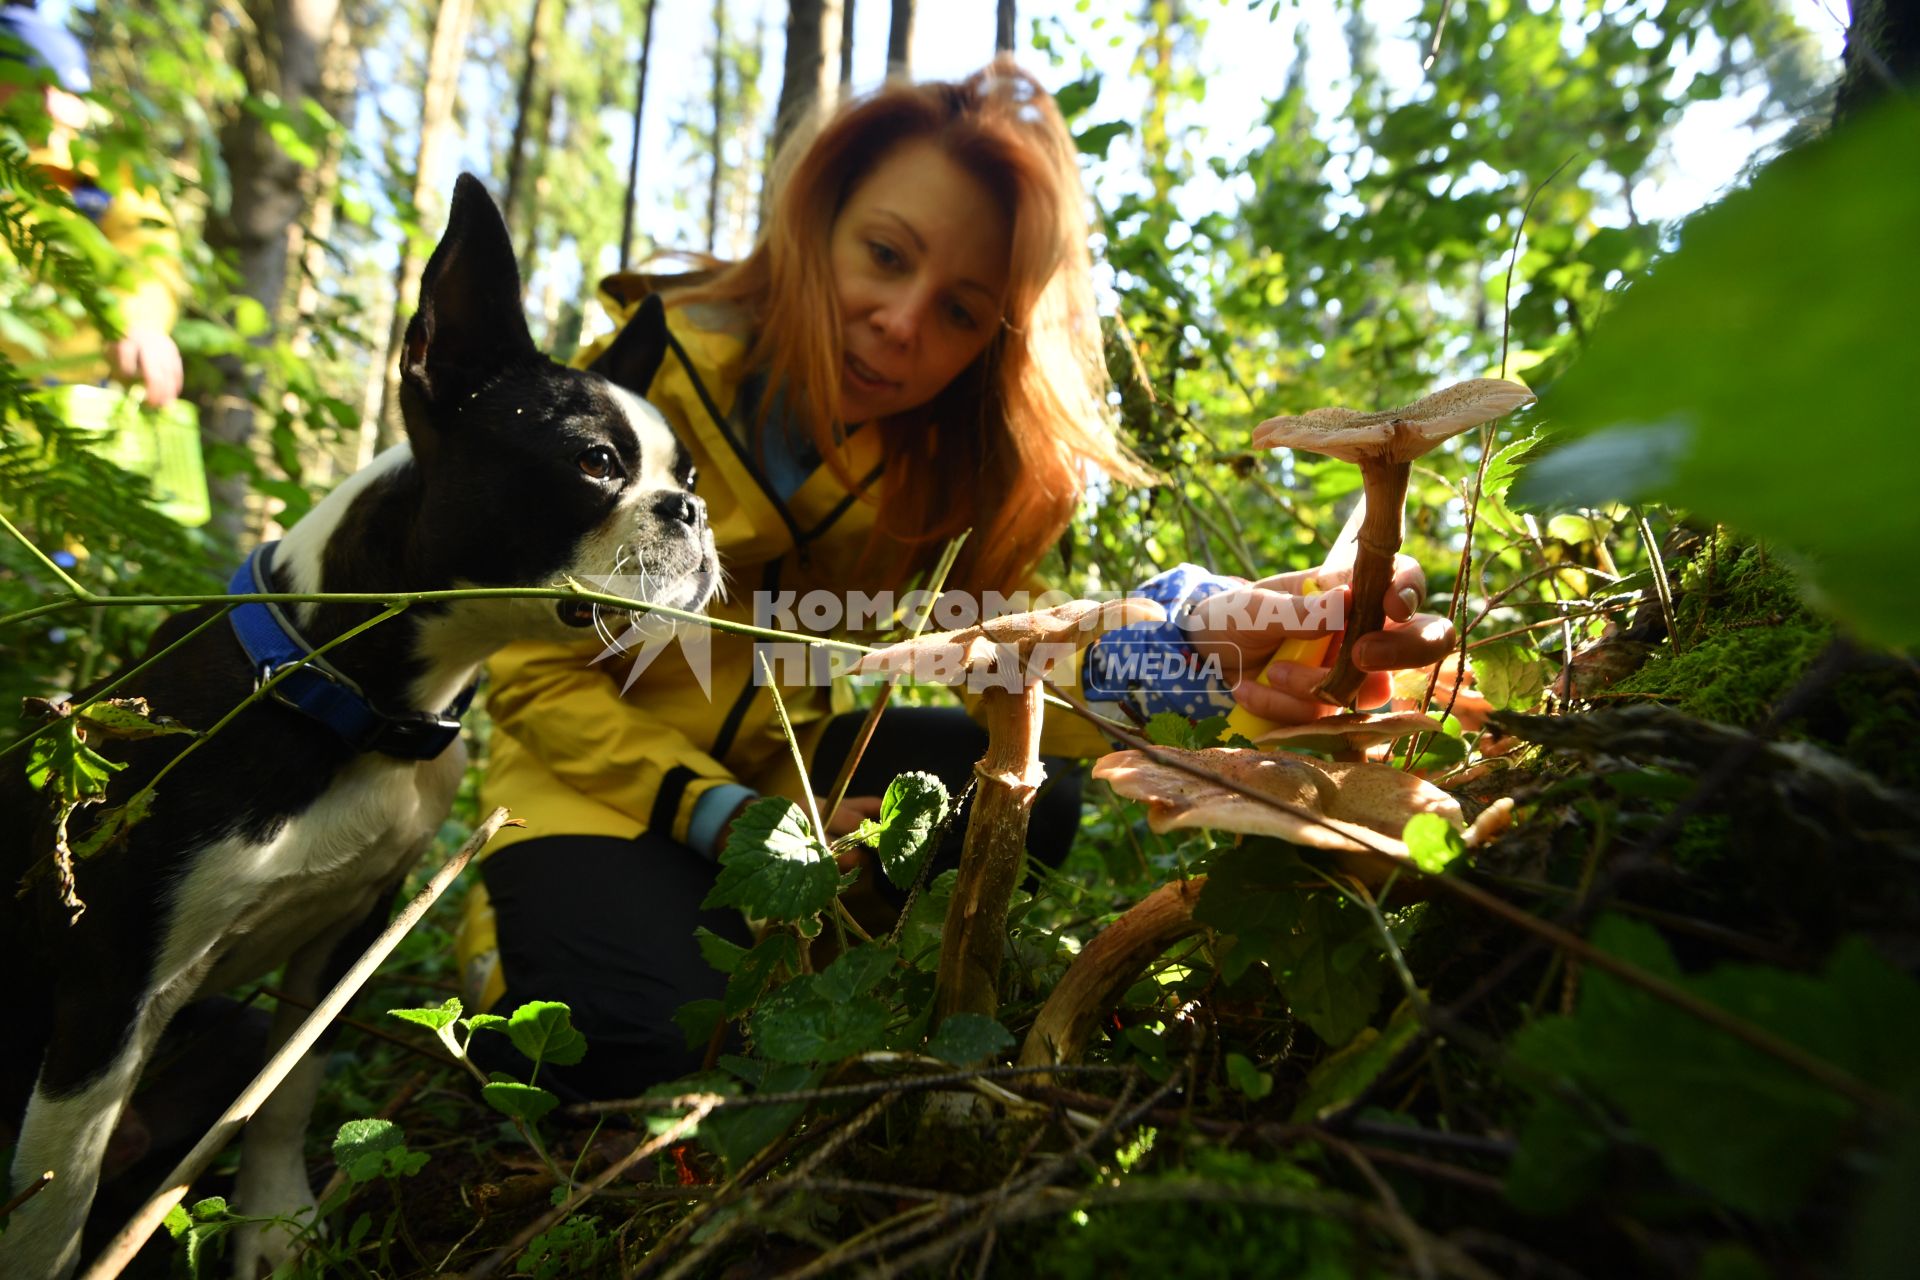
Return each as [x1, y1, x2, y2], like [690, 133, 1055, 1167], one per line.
[159, 743, 468, 1001]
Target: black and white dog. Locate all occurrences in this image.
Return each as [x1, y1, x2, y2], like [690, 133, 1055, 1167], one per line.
[0, 174, 715, 1278]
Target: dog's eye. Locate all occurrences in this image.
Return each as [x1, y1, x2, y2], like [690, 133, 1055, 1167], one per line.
[577, 446, 620, 480]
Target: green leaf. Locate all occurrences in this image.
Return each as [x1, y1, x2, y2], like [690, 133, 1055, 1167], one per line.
[1266, 894, 1389, 1047]
[1505, 1093, 1612, 1215]
[1290, 997, 1424, 1120]
[25, 719, 123, 804]
[1196, 844, 1388, 1043]
[1075, 120, 1132, 159]
[481, 1081, 560, 1124]
[702, 797, 838, 921]
[695, 1062, 818, 1168]
[70, 790, 152, 861]
[869, 771, 950, 889]
[1402, 813, 1466, 874]
[749, 974, 889, 1063]
[926, 1013, 1015, 1066]
[672, 998, 724, 1049]
[1474, 641, 1547, 713]
[1505, 916, 1918, 1217]
[506, 1001, 588, 1069]
[1145, 711, 1197, 747]
[695, 926, 748, 976]
[332, 1118, 411, 1184]
[724, 932, 800, 1018]
[73, 698, 195, 740]
[1225, 1052, 1274, 1100]
[1513, 104, 1920, 646]
[817, 943, 898, 1003]
[162, 1203, 191, 1239]
[388, 997, 463, 1033]
[465, 1013, 508, 1034]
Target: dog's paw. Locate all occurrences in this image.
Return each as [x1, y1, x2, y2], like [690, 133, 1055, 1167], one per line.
[229, 1204, 319, 1280]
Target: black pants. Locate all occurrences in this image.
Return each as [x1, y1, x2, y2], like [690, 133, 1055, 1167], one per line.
[477, 706, 1084, 1100]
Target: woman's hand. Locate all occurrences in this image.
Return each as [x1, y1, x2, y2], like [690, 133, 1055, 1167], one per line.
[1184, 555, 1456, 724]
[108, 327, 184, 408]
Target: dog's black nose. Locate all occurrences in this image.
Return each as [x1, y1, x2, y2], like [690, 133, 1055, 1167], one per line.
[654, 490, 704, 529]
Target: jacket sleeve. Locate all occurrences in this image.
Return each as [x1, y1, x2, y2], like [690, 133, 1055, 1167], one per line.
[100, 178, 187, 337]
[486, 640, 742, 847]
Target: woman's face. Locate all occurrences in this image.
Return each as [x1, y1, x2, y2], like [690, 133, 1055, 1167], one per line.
[829, 139, 1013, 425]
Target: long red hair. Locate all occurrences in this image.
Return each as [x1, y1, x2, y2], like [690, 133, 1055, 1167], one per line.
[676, 60, 1148, 596]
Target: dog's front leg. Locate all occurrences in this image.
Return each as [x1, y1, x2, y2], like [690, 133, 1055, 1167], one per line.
[229, 877, 407, 1280]
[1, 988, 177, 1280]
[228, 938, 333, 1280]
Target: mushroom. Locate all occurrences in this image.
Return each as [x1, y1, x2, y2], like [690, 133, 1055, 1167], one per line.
[1091, 745, 1463, 886]
[1253, 378, 1536, 707]
[1255, 711, 1448, 761]
[853, 597, 1164, 1022]
[1018, 876, 1207, 1070]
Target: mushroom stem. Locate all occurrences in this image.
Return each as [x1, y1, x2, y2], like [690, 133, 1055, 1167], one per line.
[1315, 461, 1410, 707]
[933, 678, 1048, 1022]
[1018, 877, 1207, 1070]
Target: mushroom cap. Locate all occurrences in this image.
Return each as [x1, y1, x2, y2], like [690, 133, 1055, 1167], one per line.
[1092, 746, 1464, 857]
[852, 597, 1165, 688]
[1251, 378, 1536, 464]
[1255, 711, 1448, 754]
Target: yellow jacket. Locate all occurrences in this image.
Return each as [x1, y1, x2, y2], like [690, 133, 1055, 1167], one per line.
[1, 149, 186, 381]
[456, 283, 1116, 1008]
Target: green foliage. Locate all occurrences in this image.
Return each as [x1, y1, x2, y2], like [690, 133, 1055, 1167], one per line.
[506, 1000, 588, 1070]
[926, 1013, 1015, 1066]
[1516, 104, 1920, 646]
[1509, 916, 1920, 1217]
[332, 1118, 429, 1183]
[703, 796, 839, 922]
[749, 943, 897, 1064]
[1195, 842, 1395, 1046]
[854, 770, 951, 889]
[1401, 813, 1465, 874]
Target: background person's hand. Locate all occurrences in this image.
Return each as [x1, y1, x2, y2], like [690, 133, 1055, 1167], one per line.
[107, 327, 184, 408]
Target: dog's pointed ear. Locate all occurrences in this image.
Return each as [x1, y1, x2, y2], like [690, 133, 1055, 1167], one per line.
[402, 174, 536, 407]
[587, 292, 670, 395]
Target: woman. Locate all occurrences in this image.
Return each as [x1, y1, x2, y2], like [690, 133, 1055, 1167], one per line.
[456, 62, 1452, 1097]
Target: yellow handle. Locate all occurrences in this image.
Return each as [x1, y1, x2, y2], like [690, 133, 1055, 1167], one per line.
[1223, 578, 1335, 741]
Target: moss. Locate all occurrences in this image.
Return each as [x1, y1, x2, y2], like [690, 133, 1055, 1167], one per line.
[1603, 537, 1920, 788]
[1614, 542, 1833, 729]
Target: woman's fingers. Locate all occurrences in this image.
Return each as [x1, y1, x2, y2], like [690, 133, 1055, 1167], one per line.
[1231, 653, 1411, 723]
[1353, 613, 1457, 671]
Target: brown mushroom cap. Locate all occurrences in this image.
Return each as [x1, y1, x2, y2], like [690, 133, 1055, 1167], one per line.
[851, 597, 1165, 687]
[1255, 712, 1448, 754]
[1092, 746, 1463, 857]
[1251, 378, 1537, 464]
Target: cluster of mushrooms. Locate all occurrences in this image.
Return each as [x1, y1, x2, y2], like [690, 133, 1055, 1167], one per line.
[851, 378, 1534, 1069]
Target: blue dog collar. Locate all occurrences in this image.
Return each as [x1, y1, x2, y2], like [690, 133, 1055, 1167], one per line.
[227, 542, 475, 760]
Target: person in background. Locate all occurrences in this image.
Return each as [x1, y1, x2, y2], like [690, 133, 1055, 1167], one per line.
[0, 0, 184, 408]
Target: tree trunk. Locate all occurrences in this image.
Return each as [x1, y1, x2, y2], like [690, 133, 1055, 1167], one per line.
[886, 0, 912, 80]
[618, 0, 660, 271]
[1837, 0, 1920, 124]
[281, 3, 358, 490]
[706, 0, 725, 254]
[772, 0, 842, 167]
[500, 0, 553, 233]
[994, 0, 1014, 54]
[200, 0, 343, 553]
[368, 0, 478, 460]
[839, 0, 855, 88]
